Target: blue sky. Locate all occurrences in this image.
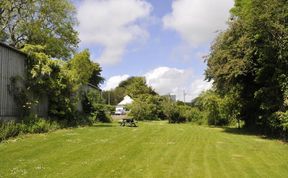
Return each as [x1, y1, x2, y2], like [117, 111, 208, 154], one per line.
[76, 0, 234, 101]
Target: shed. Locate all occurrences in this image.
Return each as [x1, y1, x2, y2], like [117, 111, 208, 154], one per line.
[0, 42, 48, 120]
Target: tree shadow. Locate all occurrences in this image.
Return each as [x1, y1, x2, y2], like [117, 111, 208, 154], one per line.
[222, 127, 287, 143]
[92, 123, 115, 128]
[222, 127, 261, 136]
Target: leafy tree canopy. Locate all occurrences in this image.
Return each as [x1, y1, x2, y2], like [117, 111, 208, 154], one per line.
[65, 49, 104, 92]
[103, 77, 157, 105]
[206, 0, 288, 133]
[0, 0, 79, 59]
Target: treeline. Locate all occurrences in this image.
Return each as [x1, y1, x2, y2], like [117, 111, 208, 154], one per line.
[102, 77, 156, 105]
[126, 88, 239, 126]
[125, 0, 288, 139]
[205, 0, 288, 137]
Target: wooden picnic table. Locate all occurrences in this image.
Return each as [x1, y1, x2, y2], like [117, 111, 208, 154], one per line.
[119, 118, 138, 127]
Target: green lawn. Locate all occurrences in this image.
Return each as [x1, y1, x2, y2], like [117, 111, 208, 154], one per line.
[1, 121, 288, 178]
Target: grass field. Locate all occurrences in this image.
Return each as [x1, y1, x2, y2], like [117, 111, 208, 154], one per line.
[0, 121, 288, 178]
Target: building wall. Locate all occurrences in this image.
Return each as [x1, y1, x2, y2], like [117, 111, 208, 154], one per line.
[0, 44, 48, 120]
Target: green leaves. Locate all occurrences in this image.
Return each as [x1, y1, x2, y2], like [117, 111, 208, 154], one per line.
[206, 0, 288, 135]
[64, 49, 104, 92]
[0, 0, 79, 59]
[19, 45, 104, 121]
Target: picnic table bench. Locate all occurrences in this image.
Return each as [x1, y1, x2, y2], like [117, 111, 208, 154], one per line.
[119, 118, 138, 127]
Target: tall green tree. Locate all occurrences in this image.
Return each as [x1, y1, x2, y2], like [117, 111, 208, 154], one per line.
[65, 49, 104, 92]
[0, 0, 79, 59]
[206, 0, 288, 132]
[118, 77, 156, 98]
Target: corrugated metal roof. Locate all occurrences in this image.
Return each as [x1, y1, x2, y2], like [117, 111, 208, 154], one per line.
[0, 42, 26, 56]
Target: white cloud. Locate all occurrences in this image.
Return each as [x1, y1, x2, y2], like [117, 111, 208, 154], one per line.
[103, 67, 212, 101]
[145, 67, 212, 101]
[145, 67, 191, 95]
[163, 0, 234, 46]
[77, 0, 152, 65]
[188, 78, 213, 100]
[103, 74, 130, 90]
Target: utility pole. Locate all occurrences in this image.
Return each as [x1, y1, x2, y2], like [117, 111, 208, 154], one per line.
[183, 90, 186, 103]
[108, 92, 111, 105]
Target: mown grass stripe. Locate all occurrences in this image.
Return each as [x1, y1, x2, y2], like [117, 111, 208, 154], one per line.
[1, 122, 288, 178]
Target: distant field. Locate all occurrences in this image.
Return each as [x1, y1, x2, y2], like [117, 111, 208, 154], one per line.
[0, 121, 288, 178]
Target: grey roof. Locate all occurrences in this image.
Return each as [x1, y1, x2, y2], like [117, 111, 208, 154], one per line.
[0, 42, 26, 56]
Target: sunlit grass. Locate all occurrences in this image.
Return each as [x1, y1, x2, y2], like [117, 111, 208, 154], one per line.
[0, 121, 288, 178]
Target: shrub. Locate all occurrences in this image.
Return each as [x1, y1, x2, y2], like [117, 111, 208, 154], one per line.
[268, 111, 288, 138]
[193, 90, 233, 126]
[90, 109, 112, 123]
[82, 90, 112, 123]
[161, 99, 180, 123]
[178, 106, 206, 124]
[0, 115, 61, 142]
[0, 121, 21, 142]
[129, 94, 163, 121]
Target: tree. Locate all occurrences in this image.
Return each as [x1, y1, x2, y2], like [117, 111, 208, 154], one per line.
[161, 98, 180, 123]
[118, 77, 156, 98]
[0, 0, 79, 59]
[129, 94, 164, 121]
[20, 45, 104, 121]
[65, 49, 104, 92]
[206, 0, 288, 133]
[102, 77, 156, 105]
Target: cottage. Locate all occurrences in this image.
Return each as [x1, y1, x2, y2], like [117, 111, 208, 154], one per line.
[0, 42, 48, 120]
[115, 95, 133, 115]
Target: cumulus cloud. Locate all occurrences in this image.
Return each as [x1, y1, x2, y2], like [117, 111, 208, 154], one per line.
[145, 67, 191, 95]
[103, 74, 130, 90]
[77, 0, 152, 65]
[145, 67, 212, 101]
[163, 0, 234, 46]
[103, 67, 212, 101]
[188, 78, 213, 100]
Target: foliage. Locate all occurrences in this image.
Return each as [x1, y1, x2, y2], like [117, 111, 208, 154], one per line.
[21, 44, 75, 120]
[178, 105, 206, 124]
[0, 0, 79, 59]
[205, 0, 288, 135]
[128, 93, 212, 124]
[128, 94, 164, 121]
[89, 105, 112, 123]
[102, 88, 125, 105]
[17, 45, 104, 123]
[119, 77, 156, 98]
[268, 111, 288, 139]
[82, 90, 112, 123]
[0, 115, 60, 142]
[65, 50, 104, 92]
[0, 121, 21, 142]
[8, 76, 37, 117]
[192, 90, 239, 126]
[103, 77, 156, 105]
[161, 98, 181, 123]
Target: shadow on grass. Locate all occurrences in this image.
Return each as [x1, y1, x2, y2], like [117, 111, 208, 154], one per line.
[92, 123, 115, 128]
[222, 127, 287, 143]
[222, 127, 261, 136]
